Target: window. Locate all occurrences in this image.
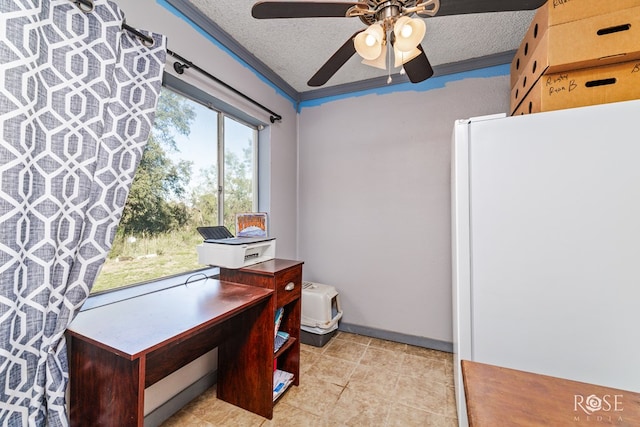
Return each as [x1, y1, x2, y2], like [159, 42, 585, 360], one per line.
[91, 86, 258, 294]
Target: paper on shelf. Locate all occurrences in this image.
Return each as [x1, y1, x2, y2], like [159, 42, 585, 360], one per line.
[273, 369, 294, 401]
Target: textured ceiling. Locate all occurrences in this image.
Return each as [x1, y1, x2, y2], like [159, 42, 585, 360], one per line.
[170, 1, 537, 98]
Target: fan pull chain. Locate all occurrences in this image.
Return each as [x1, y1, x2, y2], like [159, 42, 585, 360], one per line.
[386, 32, 392, 84]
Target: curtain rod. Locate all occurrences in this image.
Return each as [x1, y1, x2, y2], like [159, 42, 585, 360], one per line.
[73, 0, 282, 123]
[165, 49, 282, 123]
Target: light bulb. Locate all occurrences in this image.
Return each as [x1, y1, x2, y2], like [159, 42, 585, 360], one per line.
[365, 34, 377, 47]
[400, 25, 413, 39]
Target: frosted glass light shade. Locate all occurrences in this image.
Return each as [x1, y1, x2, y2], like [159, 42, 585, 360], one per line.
[394, 45, 422, 68]
[354, 24, 385, 60]
[362, 44, 387, 70]
[393, 17, 425, 52]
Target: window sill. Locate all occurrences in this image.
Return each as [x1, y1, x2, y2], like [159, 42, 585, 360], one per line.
[81, 267, 219, 311]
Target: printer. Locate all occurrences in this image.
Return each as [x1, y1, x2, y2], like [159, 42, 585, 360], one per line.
[195, 226, 276, 269]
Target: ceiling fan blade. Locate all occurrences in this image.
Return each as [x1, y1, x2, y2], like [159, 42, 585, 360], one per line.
[308, 31, 360, 87]
[402, 45, 434, 83]
[252, 2, 366, 19]
[437, 0, 547, 16]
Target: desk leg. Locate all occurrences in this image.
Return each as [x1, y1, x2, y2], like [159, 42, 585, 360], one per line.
[218, 299, 273, 419]
[69, 336, 145, 427]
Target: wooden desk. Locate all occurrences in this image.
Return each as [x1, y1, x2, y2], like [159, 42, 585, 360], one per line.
[462, 360, 640, 426]
[66, 279, 274, 426]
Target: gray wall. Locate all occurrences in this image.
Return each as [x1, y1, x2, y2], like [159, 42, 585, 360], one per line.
[298, 74, 511, 345]
[115, 0, 299, 417]
[120, 0, 300, 261]
[93, 0, 513, 419]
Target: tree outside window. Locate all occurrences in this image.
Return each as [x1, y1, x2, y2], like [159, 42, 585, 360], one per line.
[92, 87, 257, 293]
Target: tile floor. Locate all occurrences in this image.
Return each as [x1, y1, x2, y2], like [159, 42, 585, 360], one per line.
[161, 331, 458, 426]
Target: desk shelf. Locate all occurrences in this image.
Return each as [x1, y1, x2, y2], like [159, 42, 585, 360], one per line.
[220, 258, 303, 416]
[275, 336, 296, 359]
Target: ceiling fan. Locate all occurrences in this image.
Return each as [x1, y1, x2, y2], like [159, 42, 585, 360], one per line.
[252, 0, 547, 87]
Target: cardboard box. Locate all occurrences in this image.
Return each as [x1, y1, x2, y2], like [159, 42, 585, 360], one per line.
[510, 2, 549, 88]
[512, 60, 640, 115]
[510, 7, 640, 110]
[545, 0, 640, 26]
[510, 0, 640, 87]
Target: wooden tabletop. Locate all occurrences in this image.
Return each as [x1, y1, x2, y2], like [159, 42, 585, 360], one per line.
[462, 360, 640, 426]
[67, 280, 272, 360]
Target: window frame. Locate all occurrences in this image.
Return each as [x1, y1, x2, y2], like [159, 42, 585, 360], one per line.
[82, 74, 262, 309]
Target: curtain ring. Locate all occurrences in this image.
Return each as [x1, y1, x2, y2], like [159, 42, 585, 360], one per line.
[123, 21, 155, 48]
[75, 0, 94, 13]
[141, 35, 155, 49]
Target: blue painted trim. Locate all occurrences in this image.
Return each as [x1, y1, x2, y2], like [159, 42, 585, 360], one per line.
[155, 0, 510, 115]
[297, 64, 510, 111]
[156, 0, 298, 109]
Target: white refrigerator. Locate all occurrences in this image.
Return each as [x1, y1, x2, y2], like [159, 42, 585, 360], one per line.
[451, 100, 640, 426]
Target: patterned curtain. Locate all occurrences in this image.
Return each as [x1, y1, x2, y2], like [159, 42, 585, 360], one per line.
[0, 1, 166, 425]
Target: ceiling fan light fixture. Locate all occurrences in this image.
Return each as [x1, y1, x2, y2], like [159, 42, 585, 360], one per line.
[393, 16, 426, 53]
[252, 0, 547, 87]
[354, 23, 385, 60]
